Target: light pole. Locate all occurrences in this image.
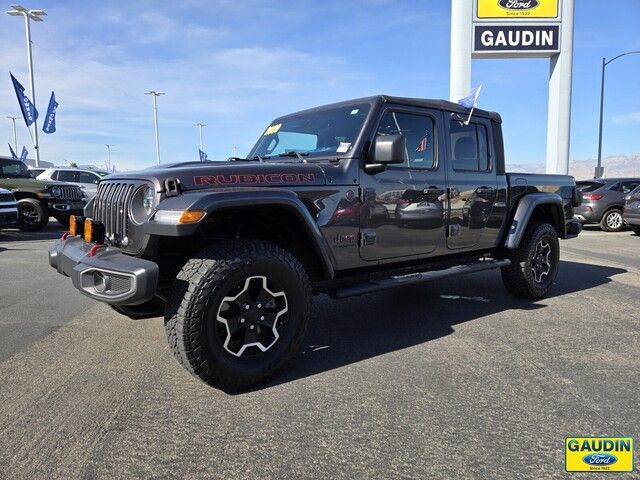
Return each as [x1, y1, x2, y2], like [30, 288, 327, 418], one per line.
[104, 144, 113, 171]
[6, 116, 19, 152]
[596, 50, 640, 178]
[145, 91, 164, 165]
[194, 122, 207, 154]
[7, 5, 46, 167]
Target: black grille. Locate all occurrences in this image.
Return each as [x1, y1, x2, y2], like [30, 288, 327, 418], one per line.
[94, 181, 137, 245]
[57, 186, 83, 200]
[0, 193, 16, 203]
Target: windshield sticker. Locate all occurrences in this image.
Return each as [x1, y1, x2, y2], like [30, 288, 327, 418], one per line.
[350, 109, 359, 115]
[336, 142, 352, 153]
[263, 123, 282, 136]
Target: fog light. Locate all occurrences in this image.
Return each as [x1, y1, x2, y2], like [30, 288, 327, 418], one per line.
[93, 271, 110, 293]
[83, 218, 104, 244]
[69, 215, 84, 237]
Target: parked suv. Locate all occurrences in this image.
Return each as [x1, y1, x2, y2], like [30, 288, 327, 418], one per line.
[37, 168, 107, 198]
[623, 185, 640, 236]
[0, 188, 18, 229]
[0, 157, 85, 230]
[574, 178, 640, 232]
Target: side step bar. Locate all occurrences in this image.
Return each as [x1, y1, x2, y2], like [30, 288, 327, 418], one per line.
[330, 258, 511, 299]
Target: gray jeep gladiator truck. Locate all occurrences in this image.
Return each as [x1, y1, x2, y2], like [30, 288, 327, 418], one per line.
[49, 96, 582, 392]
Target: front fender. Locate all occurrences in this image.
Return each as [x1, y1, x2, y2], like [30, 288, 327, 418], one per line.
[145, 188, 336, 279]
[505, 192, 564, 249]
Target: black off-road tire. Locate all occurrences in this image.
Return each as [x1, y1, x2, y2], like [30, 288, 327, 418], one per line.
[17, 198, 49, 231]
[630, 225, 640, 236]
[500, 222, 559, 299]
[54, 213, 71, 228]
[165, 240, 312, 393]
[599, 208, 624, 232]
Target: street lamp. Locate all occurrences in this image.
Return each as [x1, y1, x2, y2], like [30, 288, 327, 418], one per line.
[595, 50, 640, 178]
[144, 91, 164, 165]
[7, 5, 46, 167]
[104, 144, 113, 171]
[6, 116, 19, 153]
[194, 122, 207, 154]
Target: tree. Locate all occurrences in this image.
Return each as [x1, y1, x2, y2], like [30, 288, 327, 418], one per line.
[69, 162, 78, 168]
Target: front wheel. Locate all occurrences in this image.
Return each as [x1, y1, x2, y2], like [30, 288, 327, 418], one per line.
[17, 198, 49, 231]
[600, 208, 624, 232]
[500, 222, 559, 299]
[165, 240, 312, 393]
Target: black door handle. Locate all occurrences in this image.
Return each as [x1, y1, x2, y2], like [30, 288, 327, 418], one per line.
[476, 186, 495, 195]
[423, 187, 445, 195]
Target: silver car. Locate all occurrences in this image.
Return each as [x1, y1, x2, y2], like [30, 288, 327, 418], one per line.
[623, 185, 640, 236]
[37, 168, 107, 198]
[574, 178, 640, 232]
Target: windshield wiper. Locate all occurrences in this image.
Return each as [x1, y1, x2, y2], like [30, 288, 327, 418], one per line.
[228, 155, 266, 162]
[278, 151, 309, 162]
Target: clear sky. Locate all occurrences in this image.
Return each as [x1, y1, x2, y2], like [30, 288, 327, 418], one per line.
[1, 0, 639, 170]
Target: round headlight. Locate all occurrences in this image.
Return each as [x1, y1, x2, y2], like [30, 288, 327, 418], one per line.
[129, 185, 155, 225]
[51, 186, 61, 198]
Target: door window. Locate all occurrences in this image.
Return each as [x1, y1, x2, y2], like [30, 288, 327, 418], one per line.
[620, 181, 640, 194]
[375, 111, 436, 169]
[450, 121, 490, 172]
[57, 170, 77, 182]
[78, 172, 100, 184]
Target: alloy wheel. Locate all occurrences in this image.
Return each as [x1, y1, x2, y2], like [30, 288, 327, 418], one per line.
[531, 240, 552, 284]
[606, 211, 623, 230]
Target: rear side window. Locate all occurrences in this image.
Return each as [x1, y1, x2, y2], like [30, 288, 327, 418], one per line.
[78, 172, 100, 184]
[621, 181, 640, 194]
[57, 171, 77, 182]
[449, 121, 490, 172]
[576, 181, 603, 193]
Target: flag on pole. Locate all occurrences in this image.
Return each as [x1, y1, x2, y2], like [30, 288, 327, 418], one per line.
[10, 73, 38, 127]
[42, 92, 58, 134]
[8, 143, 18, 160]
[457, 85, 482, 125]
[199, 149, 207, 161]
[20, 146, 28, 162]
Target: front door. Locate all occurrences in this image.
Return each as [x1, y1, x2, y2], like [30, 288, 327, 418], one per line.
[359, 107, 446, 261]
[446, 117, 498, 250]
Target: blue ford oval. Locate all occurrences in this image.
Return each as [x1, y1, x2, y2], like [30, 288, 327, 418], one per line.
[582, 453, 617, 466]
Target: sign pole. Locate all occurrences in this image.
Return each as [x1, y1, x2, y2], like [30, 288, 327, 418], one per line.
[450, 0, 472, 102]
[545, 0, 574, 175]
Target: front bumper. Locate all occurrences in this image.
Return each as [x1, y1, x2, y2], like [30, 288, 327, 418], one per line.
[0, 206, 18, 227]
[48, 236, 159, 305]
[48, 200, 85, 216]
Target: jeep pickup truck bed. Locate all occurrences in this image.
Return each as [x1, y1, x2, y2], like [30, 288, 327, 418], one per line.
[49, 95, 581, 392]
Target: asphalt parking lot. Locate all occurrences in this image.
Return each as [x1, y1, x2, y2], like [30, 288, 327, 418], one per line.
[0, 224, 638, 479]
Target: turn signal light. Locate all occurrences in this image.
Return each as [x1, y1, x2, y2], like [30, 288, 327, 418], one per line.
[83, 218, 105, 244]
[69, 215, 85, 237]
[178, 210, 206, 224]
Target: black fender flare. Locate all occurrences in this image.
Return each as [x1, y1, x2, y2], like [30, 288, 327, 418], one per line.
[146, 188, 336, 279]
[505, 192, 565, 249]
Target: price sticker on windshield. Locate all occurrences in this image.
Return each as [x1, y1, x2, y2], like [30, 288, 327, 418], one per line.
[263, 123, 282, 136]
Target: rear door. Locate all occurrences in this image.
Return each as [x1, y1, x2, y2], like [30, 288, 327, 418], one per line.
[446, 117, 498, 250]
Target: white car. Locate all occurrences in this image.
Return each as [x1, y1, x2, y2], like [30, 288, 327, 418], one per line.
[37, 168, 107, 198]
[0, 187, 18, 229]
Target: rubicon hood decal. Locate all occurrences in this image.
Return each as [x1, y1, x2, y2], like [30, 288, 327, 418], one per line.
[193, 172, 316, 186]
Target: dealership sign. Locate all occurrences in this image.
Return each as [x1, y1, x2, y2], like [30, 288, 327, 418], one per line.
[474, 24, 559, 54]
[472, 0, 561, 58]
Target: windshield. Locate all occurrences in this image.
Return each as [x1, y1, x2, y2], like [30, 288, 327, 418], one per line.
[0, 159, 33, 178]
[248, 103, 371, 159]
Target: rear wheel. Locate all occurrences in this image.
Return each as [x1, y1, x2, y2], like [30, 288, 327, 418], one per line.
[17, 198, 49, 231]
[600, 208, 624, 232]
[500, 222, 559, 299]
[165, 240, 311, 393]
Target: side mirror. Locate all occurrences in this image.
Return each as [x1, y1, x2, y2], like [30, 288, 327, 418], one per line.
[370, 134, 406, 165]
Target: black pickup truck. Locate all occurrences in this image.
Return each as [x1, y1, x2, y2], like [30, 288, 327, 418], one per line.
[49, 96, 582, 392]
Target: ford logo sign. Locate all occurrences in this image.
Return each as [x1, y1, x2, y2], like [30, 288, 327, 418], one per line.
[582, 453, 617, 466]
[498, 0, 540, 10]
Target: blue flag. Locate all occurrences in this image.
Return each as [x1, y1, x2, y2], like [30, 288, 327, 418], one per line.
[8, 143, 18, 160]
[42, 91, 58, 134]
[19, 146, 28, 162]
[199, 149, 207, 161]
[458, 85, 482, 109]
[10, 73, 38, 127]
